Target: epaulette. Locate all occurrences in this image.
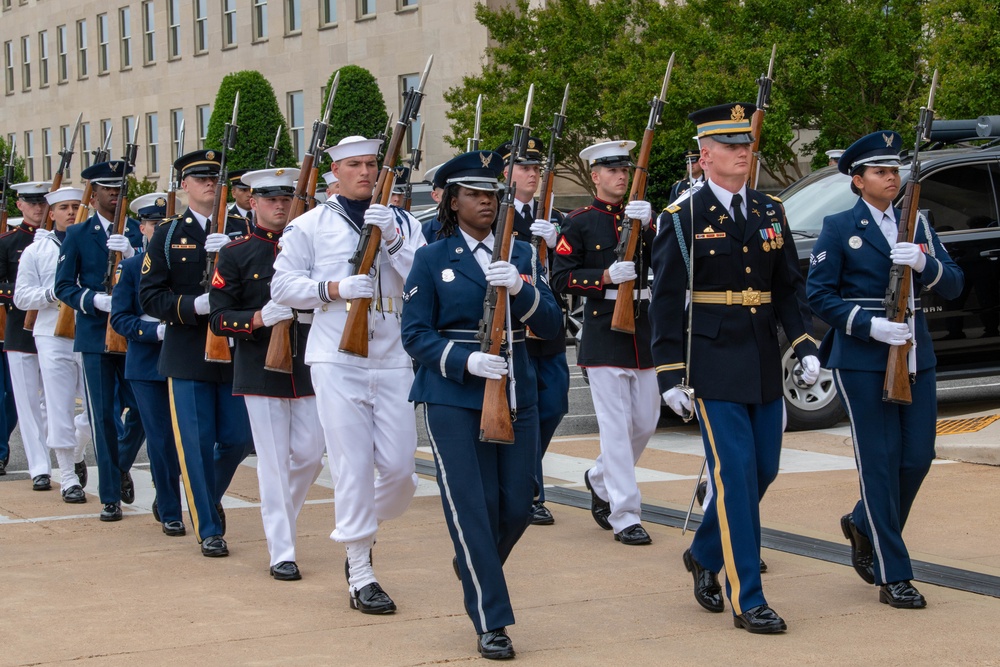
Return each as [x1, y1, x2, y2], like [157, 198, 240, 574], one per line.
[224, 236, 251, 249]
[766, 194, 783, 203]
[567, 206, 592, 219]
[665, 204, 681, 214]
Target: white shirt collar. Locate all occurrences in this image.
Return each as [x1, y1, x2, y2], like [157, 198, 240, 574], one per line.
[235, 205, 250, 218]
[96, 212, 114, 232]
[707, 178, 747, 215]
[188, 208, 210, 231]
[460, 228, 495, 255]
[862, 198, 895, 225]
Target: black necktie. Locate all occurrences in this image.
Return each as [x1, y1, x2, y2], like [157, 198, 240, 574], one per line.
[731, 193, 747, 236]
[521, 204, 532, 219]
[246, 211, 254, 230]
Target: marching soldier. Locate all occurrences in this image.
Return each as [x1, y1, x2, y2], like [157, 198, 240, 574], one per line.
[2, 181, 51, 490]
[14, 186, 90, 502]
[209, 168, 325, 580]
[227, 169, 254, 234]
[322, 171, 340, 198]
[271, 136, 423, 614]
[669, 149, 705, 202]
[419, 162, 445, 244]
[651, 103, 820, 633]
[389, 166, 409, 208]
[550, 140, 659, 546]
[495, 137, 569, 525]
[110, 192, 185, 536]
[139, 150, 254, 556]
[54, 161, 146, 521]
[807, 131, 963, 608]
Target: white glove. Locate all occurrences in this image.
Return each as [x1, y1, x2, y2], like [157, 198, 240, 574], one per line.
[624, 200, 652, 229]
[337, 274, 374, 300]
[194, 293, 211, 315]
[466, 352, 508, 380]
[484, 261, 523, 295]
[530, 219, 558, 248]
[32, 229, 53, 244]
[890, 242, 927, 272]
[107, 234, 135, 259]
[662, 387, 693, 418]
[92, 294, 113, 313]
[260, 300, 293, 327]
[799, 355, 821, 386]
[364, 204, 398, 244]
[156, 323, 166, 341]
[869, 317, 912, 346]
[607, 260, 637, 285]
[204, 233, 232, 253]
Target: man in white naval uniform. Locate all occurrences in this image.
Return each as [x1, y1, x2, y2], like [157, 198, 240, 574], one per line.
[14, 186, 90, 502]
[271, 135, 423, 614]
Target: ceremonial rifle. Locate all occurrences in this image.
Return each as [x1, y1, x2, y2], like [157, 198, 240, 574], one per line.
[203, 92, 239, 363]
[167, 119, 184, 217]
[75, 127, 113, 224]
[339, 55, 433, 358]
[535, 83, 569, 268]
[102, 122, 140, 354]
[467, 94, 483, 152]
[883, 69, 939, 404]
[478, 84, 535, 444]
[0, 137, 17, 343]
[748, 44, 776, 191]
[611, 53, 674, 334]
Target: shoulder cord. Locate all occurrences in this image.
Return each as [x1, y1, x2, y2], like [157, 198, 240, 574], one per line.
[162, 218, 181, 271]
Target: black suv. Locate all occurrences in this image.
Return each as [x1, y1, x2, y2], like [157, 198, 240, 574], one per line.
[779, 117, 1000, 430]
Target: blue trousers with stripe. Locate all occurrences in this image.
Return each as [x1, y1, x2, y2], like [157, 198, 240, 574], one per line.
[131, 379, 183, 523]
[167, 378, 252, 541]
[424, 403, 537, 635]
[0, 351, 17, 464]
[833, 368, 936, 585]
[691, 397, 783, 616]
[529, 352, 569, 502]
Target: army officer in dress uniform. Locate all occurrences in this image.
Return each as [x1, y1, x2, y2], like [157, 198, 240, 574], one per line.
[669, 149, 705, 202]
[209, 167, 325, 581]
[807, 131, 963, 609]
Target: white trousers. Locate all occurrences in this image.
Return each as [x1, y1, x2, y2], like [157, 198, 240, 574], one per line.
[7, 351, 49, 478]
[34, 336, 89, 489]
[244, 394, 326, 566]
[586, 366, 660, 532]
[311, 362, 418, 544]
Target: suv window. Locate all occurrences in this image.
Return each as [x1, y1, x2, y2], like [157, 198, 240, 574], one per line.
[920, 161, 1000, 233]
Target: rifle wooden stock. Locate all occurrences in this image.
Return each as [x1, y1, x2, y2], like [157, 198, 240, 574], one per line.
[289, 153, 316, 221]
[610, 127, 653, 334]
[204, 183, 232, 363]
[264, 319, 293, 373]
[22, 306, 39, 331]
[535, 173, 557, 267]
[103, 194, 130, 354]
[304, 167, 320, 212]
[53, 301, 76, 339]
[75, 181, 95, 224]
[479, 203, 517, 445]
[748, 109, 765, 190]
[24, 173, 65, 332]
[882, 182, 920, 405]
[166, 190, 177, 218]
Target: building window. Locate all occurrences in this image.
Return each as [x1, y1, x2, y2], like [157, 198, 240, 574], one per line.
[60, 125, 73, 179]
[167, 0, 181, 59]
[196, 104, 210, 148]
[399, 73, 420, 152]
[142, 1, 155, 64]
[3, 41, 13, 95]
[2, 0, 10, 10]
[194, 0, 208, 54]
[56, 25, 68, 82]
[23, 130, 34, 180]
[170, 108, 184, 159]
[38, 31, 49, 87]
[122, 115, 136, 153]
[42, 128, 53, 180]
[397, 0, 416, 9]
[97, 13, 110, 74]
[119, 6, 132, 69]
[76, 19, 88, 79]
[81, 122, 92, 169]
[20, 36, 30, 91]
[319, 0, 336, 26]
[357, 0, 375, 18]
[287, 90, 304, 162]
[222, 0, 237, 48]
[285, 0, 301, 34]
[252, 0, 268, 41]
[146, 113, 159, 174]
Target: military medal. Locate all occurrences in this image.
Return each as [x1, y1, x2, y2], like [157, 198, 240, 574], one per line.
[759, 228, 771, 251]
[771, 223, 784, 249]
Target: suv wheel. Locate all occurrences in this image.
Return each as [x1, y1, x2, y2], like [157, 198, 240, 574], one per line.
[780, 340, 845, 431]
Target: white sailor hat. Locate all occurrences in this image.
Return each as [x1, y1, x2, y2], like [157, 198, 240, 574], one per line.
[422, 162, 445, 188]
[44, 186, 84, 206]
[579, 140, 636, 168]
[324, 135, 384, 163]
[241, 167, 300, 197]
[322, 171, 338, 186]
[11, 181, 53, 202]
[129, 192, 170, 218]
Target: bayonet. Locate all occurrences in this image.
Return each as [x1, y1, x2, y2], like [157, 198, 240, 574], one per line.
[411, 118, 425, 171]
[468, 94, 483, 152]
[316, 71, 340, 151]
[767, 43, 776, 81]
[266, 125, 282, 168]
[177, 118, 186, 158]
[650, 53, 675, 128]
[63, 112, 83, 162]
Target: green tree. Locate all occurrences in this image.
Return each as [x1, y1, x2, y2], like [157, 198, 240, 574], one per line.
[205, 70, 297, 171]
[1, 136, 30, 220]
[317, 65, 391, 174]
[126, 175, 159, 203]
[924, 0, 1000, 121]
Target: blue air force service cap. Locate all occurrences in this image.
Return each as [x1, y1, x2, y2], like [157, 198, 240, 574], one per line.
[174, 149, 222, 179]
[495, 137, 545, 165]
[579, 140, 636, 168]
[434, 151, 504, 192]
[242, 167, 300, 197]
[391, 166, 411, 194]
[838, 131, 902, 175]
[80, 161, 132, 186]
[689, 103, 757, 145]
[129, 192, 170, 220]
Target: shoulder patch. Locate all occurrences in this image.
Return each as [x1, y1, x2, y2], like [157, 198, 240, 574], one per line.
[211, 267, 226, 289]
[555, 236, 573, 255]
[141, 253, 152, 275]
[666, 204, 681, 214]
[766, 194, 783, 203]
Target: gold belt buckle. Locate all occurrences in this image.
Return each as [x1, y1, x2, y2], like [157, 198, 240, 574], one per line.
[741, 288, 761, 306]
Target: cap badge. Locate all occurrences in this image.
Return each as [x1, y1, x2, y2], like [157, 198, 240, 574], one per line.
[528, 139, 536, 149]
[883, 133, 893, 147]
[618, 141, 628, 148]
[110, 162, 119, 172]
[206, 150, 216, 160]
[731, 104, 746, 122]
[480, 152, 493, 169]
[276, 169, 285, 176]
[155, 197, 166, 206]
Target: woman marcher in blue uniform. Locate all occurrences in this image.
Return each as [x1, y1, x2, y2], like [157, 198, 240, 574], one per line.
[807, 130, 964, 608]
[401, 151, 561, 660]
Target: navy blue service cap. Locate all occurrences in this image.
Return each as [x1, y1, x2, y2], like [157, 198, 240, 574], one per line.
[80, 161, 132, 186]
[495, 137, 544, 165]
[684, 149, 700, 162]
[689, 103, 757, 144]
[391, 166, 411, 194]
[838, 131, 902, 175]
[434, 151, 504, 192]
[228, 169, 251, 188]
[129, 192, 170, 220]
[174, 149, 222, 179]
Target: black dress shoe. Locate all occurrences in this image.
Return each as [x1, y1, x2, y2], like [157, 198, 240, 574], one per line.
[152, 499, 161, 522]
[840, 514, 876, 585]
[120, 471, 135, 504]
[760, 557, 768, 573]
[614, 523, 652, 545]
[733, 604, 787, 633]
[61, 485, 87, 504]
[201, 535, 229, 557]
[696, 480, 707, 506]
[683, 548, 724, 613]
[216, 503, 227, 535]
[477, 627, 515, 660]
[530, 501, 554, 526]
[162, 520, 186, 537]
[270, 561, 302, 581]
[349, 582, 396, 614]
[32, 474, 52, 491]
[879, 581, 927, 609]
[75, 461, 88, 489]
[584, 469, 612, 530]
[0, 459, 7, 476]
[100, 503, 122, 522]
[452, 555, 461, 580]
